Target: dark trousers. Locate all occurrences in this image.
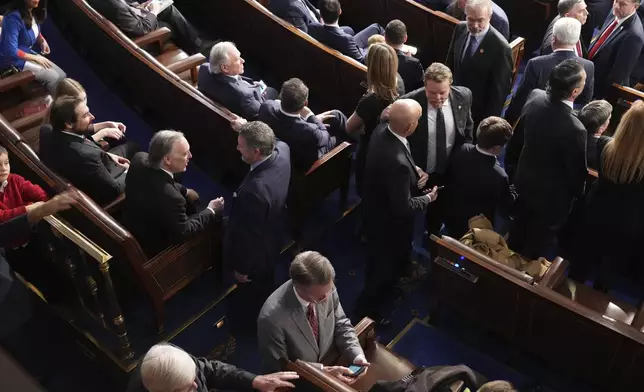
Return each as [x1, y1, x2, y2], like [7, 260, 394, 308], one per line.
[226, 271, 274, 336]
[323, 110, 350, 143]
[108, 141, 140, 161]
[355, 231, 411, 320]
[507, 204, 565, 260]
[353, 23, 385, 50]
[424, 173, 445, 256]
[158, 5, 201, 54]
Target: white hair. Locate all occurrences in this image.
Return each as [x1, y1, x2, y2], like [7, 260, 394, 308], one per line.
[140, 344, 197, 392]
[465, 0, 493, 14]
[209, 41, 236, 74]
[553, 17, 582, 46]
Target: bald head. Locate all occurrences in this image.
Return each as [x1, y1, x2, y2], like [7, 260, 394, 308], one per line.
[389, 99, 422, 137]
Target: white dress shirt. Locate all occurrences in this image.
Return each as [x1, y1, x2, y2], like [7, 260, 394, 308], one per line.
[426, 99, 456, 174]
[461, 25, 490, 61]
[561, 99, 574, 109]
[388, 126, 410, 153]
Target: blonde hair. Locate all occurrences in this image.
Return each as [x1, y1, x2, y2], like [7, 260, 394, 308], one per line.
[477, 380, 517, 392]
[55, 78, 85, 99]
[140, 343, 197, 392]
[424, 62, 453, 84]
[366, 43, 399, 102]
[367, 34, 386, 46]
[601, 100, 644, 184]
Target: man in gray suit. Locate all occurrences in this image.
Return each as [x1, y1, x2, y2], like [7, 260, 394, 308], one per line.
[257, 251, 369, 383]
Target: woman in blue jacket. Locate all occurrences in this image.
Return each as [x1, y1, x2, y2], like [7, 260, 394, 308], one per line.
[0, 0, 65, 94]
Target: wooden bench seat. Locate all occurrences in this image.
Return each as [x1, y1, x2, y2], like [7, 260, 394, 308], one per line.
[604, 82, 644, 136]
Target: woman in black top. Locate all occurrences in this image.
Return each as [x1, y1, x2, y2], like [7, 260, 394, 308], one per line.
[346, 43, 402, 196]
[570, 101, 644, 292]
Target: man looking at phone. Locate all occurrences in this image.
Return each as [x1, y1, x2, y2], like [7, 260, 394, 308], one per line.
[258, 251, 370, 384]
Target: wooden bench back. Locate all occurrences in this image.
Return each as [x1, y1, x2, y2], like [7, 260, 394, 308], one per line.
[604, 83, 644, 136]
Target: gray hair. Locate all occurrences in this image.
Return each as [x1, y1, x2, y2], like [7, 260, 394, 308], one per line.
[578, 100, 613, 134]
[465, 0, 492, 14]
[148, 130, 186, 168]
[140, 343, 196, 392]
[553, 17, 581, 46]
[209, 41, 236, 74]
[289, 251, 336, 286]
[558, 0, 584, 16]
[239, 121, 276, 157]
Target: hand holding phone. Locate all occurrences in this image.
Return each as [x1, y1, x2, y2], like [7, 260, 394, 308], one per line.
[346, 364, 366, 378]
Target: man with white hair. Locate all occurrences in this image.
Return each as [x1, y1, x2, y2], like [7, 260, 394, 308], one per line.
[445, 0, 510, 40]
[445, 0, 513, 131]
[126, 343, 299, 392]
[506, 17, 595, 125]
[540, 0, 589, 55]
[197, 42, 278, 120]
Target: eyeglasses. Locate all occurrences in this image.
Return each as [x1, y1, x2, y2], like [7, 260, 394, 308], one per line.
[310, 286, 337, 304]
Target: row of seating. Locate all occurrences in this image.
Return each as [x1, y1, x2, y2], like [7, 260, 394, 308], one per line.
[429, 232, 644, 390]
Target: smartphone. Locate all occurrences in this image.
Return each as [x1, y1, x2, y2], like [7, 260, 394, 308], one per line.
[347, 364, 366, 378]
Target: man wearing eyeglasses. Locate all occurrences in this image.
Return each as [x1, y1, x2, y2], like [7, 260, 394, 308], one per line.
[257, 251, 370, 383]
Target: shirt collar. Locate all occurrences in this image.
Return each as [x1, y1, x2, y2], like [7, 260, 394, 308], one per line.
[430, 98, 450, 110]
[0, 179, 8, 193]
[388, 126, 409, 148]
[561, 99, 574, 109]
[279, 103, 302, 118]
[617, 11, 636, 25]
[160, 168, 174, 179]
[293, 284, 311, 309]
[553, 48, 575, 52]
[224, 73, 240, 81]
[476, 145, 497, 157]
[324, 21, 340, 27]
[61, 130, 87, 140]
[471, 25, 490, 40]
[250, 154, 271, 171]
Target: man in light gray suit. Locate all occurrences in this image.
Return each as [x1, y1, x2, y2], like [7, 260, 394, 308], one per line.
[257, 251, 369, 384]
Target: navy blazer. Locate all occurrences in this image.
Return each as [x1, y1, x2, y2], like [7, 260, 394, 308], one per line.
[198, 65, 265, 120]
[308, 24, 365, 62]
[444, 1, 510, 40]
[268, 0, 320, 33]
[89, 0, 159, 38]
[505, 50, 595, 125]
[224, 142, 291, 277]
[396, 49, 425, 92]
[589, 12, 644, 98]
[258, 100, 335, 172]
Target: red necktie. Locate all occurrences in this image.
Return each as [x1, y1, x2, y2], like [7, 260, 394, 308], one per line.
[588, 19, 618, 59]
[575, 41, 582, 57]
[307, 303, 319, 342]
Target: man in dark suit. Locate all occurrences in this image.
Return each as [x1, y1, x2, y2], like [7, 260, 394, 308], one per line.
[446, 0, 513, 129]
[258, 78, 346, 172]
[89, 0, 205, 54]
[127, 343, 298, 392]
[509, 59, 588, 259]
[355, 99, 438, 322]
[401, 63, 474, 246]
[198, 42, 278, 120]
[269, 0, 321, 33]
[225, 122, 291, 334]
[385, 19, 425, 92]
[506, 17, 595, 125]
[443, 117, 517, 238]
[39, 97, 132, 205]
[308, 0, 384, 63]
[540, 0, 589, 56]
[588, 0, 644, 98]
[122, 130, 224, 257]
[445, 0, 510, 40]
[583, 0, 613, 45]
[578, 99, 612, 169]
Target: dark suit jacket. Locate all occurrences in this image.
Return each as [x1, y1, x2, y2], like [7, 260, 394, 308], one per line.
[514, 89, 587, 224]
[590, 12, 644, 98]
[89, 0, 158, 37]
[308, 24, 365, 62]
[583, 0, 613, 44]
[540, 16, 589, 56]
[505, 50, 595, 125]
[258, 100, 335, 172]
[126, 353, 256, 392]
[443, 144, 516, 238]
[224, 142, 291, 277]
[395, 49, 425, 92]
[122, 152, 217, 257]
[446, 22, 513, 124]
[198, 66, 265, 120]
[401, 86, 474, 173]
[445, 1, 510, 40]
[268, 0, 320, 33]
[39, 125, 126, 205]
[362, 124, 430, 244]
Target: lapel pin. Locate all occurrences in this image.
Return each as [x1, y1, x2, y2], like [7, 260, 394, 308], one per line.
[458, 105, 462, 110]
[479, 49, 484, 54]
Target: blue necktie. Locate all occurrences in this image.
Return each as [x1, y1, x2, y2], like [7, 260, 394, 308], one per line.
[462, 35, 477, 62]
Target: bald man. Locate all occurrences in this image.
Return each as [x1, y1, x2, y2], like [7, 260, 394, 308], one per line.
[355, 99, 438, 323]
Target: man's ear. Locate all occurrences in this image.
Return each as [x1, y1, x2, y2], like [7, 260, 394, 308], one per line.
[404, 34, 408, 44]
[64, 121, 74, 130]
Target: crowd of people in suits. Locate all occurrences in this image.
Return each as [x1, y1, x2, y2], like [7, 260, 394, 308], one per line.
[2, 0, 644, 390]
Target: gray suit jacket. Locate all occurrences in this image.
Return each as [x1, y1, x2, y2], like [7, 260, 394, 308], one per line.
[257, 280, 364, 373]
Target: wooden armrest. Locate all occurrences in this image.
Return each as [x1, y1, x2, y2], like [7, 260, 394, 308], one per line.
[538, 256, 568, 288]
[631, 302, 644, 331]
[306, 142, 352, 175]
[10, 109, 48, 132]
[286, 359, 356, 392]
[103, 192, 125, 215]
[133, 27, 172, 47]
[0, 71, 35, 93]
[166, 53, 206, 75]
